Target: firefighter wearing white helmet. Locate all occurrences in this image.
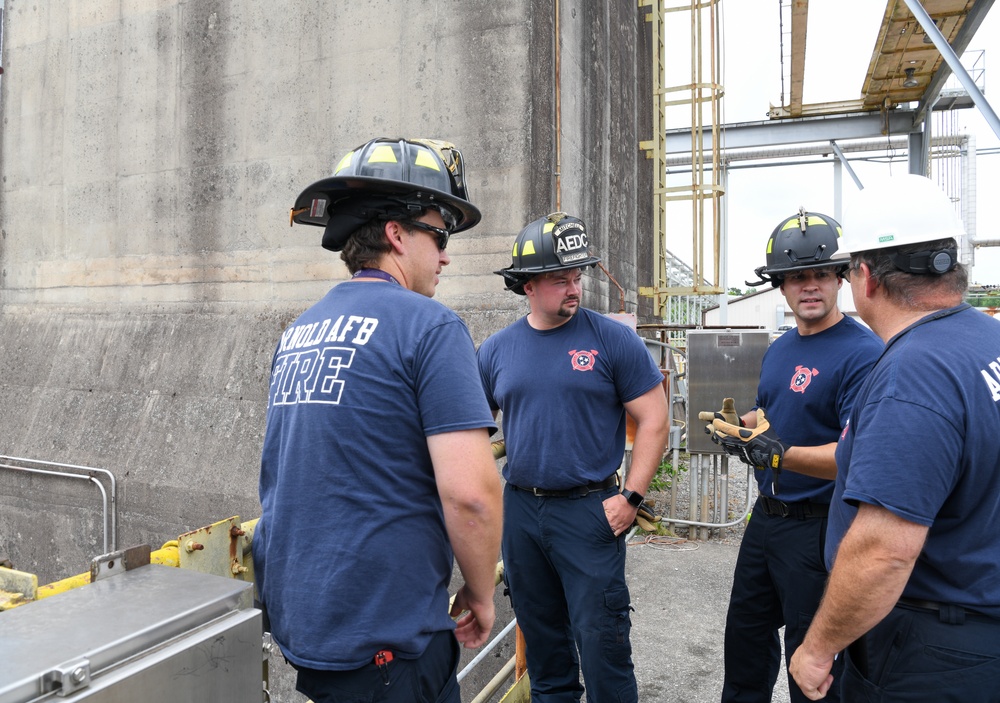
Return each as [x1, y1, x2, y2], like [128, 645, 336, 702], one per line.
[790, 175, 1000, 703]
[706, 207, 881, 703]
[258, 137, 502, 703]
[478, 212, 670, 702]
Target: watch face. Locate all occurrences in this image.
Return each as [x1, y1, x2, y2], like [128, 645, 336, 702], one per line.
[624, 489, 644, 507]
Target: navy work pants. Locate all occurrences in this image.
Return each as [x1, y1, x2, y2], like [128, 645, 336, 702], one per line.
[721, 498, 841, 703]
[293, 629, 460, 703]
[842, 602, 1000, 702]
[503, 483, 637, 703]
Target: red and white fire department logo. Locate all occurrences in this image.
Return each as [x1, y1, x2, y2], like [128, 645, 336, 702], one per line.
[790, 365, 819, 393]
[569, 349, 598, 372]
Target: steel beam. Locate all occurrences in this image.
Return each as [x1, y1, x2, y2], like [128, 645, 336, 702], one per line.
[665, 110, 919, 154]
[789, 1, 808, 117]
[911, 0, 997, 126]
[903, 0, 1000, 140]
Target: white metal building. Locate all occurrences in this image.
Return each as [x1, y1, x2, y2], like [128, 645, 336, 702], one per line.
[702, 286, 862, 330]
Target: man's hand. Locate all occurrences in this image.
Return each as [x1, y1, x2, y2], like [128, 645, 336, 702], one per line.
[789, 644, 836, 700]
[603, 494, 639, 536]
[697, 397, 741, 430]
[709, 408, 789, 490]
[450, 584, 496, 649]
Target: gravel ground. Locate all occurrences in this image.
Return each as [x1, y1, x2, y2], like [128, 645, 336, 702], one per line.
[628, 451, 797, 703]
[640, 451, 756, 546]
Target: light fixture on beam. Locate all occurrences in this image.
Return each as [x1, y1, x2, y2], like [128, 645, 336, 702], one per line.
[903, 67, 919, 88]
[923, 19, 939, 44]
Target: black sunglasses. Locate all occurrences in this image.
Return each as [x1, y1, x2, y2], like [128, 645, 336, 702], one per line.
[405, 220, 450, 251]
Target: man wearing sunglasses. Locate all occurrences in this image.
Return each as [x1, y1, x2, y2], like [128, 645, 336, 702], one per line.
[256, 138, 502, 703]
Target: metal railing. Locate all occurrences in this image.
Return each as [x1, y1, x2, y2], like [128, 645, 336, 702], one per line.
[0, 456, 117, 554]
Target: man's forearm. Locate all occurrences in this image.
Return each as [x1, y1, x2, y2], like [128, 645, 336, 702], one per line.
[625, 420, 670, 494]
[622, 386, 671, 495]
[799, 504, 925, 658]
[430, 430, 504, 604]
[782, 442, 837, 480]
[791, 505, 925, 697]
[445, 498, 502, 602]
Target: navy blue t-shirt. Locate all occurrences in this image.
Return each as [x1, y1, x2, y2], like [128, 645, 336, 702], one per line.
[253, 281, 496, 670]
[477, 308, 664, 490]
[754, 315, 882, 502]
[828, 305, 1000, 615]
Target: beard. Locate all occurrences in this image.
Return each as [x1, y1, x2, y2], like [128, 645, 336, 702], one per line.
[557, 299, 580, 318]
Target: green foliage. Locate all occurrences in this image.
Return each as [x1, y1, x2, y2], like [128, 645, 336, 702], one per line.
[649, 455, 688, 492]
[968, 294, 1000, 308]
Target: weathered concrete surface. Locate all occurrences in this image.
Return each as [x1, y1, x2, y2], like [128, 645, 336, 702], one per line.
[0, 0, 651, 316]
[0, 0, 653, 562]
[0, 0, 654, 699]
[0, 308, 290, 584]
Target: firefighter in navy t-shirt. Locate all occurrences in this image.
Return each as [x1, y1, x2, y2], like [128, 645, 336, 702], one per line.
[478, 213, 670, 703]
[789, 176, 1000, 702]
[705, 208, 882, 703]
[255, 138, 502, 703]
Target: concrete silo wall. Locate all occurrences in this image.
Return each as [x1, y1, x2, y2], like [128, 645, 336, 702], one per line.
[0, 0, 650, 698]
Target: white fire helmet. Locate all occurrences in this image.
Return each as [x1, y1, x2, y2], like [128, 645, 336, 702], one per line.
[832, 174, 965, 260]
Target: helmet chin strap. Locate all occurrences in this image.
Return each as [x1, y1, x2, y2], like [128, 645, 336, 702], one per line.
[891, 247, 957, 275]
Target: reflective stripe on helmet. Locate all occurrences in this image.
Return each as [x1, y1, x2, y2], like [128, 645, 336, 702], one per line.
[413, 150, 441, 171]
[367, 145, 398, 164]
[746, 209, 846, 287]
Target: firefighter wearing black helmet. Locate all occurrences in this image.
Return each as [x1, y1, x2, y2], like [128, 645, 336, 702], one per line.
[290, 136, 480, 252]
[478, 212, 670, 702]
[258, 138, 502, 703]
[494, 212, 602, 294]
[746, 208, 848, 288]
[701, 207, 882, 703]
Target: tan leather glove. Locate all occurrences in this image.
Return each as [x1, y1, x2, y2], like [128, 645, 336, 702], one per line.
[491, 439, 506, 460]
[709, 408, 789, 493]
[697, 397, 742, 436]
[634, 503, 661, 532]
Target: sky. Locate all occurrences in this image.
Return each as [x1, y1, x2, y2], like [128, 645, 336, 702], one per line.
[662, 0, 1000, 289]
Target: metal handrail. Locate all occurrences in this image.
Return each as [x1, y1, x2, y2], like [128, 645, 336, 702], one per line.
[0, 456, 117, 553]
[469, 656, 517, 703]
[658, 451, 755, 533]
[457, 617, 518, 682]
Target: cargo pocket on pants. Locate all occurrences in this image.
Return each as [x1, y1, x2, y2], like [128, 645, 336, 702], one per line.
[602, 586, 634, 666]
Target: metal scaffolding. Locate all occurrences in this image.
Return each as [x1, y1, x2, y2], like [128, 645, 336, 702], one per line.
[640, 0, 726, 326]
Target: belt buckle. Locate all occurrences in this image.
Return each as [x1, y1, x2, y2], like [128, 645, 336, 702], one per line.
[532, 486, 544, 496]
[766, 496, 789, 517]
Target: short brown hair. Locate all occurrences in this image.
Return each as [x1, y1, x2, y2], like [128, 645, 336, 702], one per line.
[340, 208, 438, 273]
[340, 219, 394, 274]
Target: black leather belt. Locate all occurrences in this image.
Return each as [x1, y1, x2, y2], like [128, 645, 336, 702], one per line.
[510, 474, 618, 497]
[758, 495, 829, 519]
[897, 597, 996, 624]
